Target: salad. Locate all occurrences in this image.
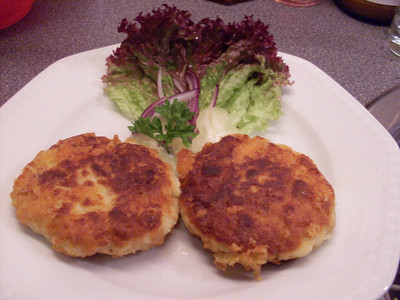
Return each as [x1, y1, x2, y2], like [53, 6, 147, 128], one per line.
[102, 4, 291, 153]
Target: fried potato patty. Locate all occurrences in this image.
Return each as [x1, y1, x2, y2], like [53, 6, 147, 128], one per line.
[177, 134, 335, 279]
[11, 133, 180, 257]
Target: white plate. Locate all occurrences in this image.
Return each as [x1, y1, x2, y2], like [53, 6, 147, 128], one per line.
[1, 45, 399, 300]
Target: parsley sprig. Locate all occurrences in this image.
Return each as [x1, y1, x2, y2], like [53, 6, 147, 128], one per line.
[128, 100, 197, 154]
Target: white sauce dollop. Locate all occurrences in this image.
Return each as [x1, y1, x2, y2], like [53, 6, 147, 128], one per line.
[190, 107, 239, 152]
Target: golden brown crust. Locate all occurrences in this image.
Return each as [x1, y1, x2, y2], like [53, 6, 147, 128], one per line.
[177, 134, 335, 279]
[11, 133, 180, 257]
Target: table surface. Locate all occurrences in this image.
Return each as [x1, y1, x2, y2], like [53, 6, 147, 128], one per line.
[1, 0, 400, 108]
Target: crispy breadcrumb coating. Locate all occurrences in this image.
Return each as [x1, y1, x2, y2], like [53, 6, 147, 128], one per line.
[11, 133, 180, 257]
[177, 134, 335, 279]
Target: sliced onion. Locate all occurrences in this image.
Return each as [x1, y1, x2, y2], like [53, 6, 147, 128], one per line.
[140, 88, 199, 119]
[166, 88, 199, 106]
[173, 78, 185, 93]
[141, 96, 166, 118]
[157, 67, 164, 99]
[186, 70, 200, 90]
[209, 84, 219, 108]
[137, 69, 209, 137]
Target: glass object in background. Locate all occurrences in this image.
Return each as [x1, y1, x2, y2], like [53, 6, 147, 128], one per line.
[367, 84, 400, 145]
[275, 0, 322, 7]
[389, 5, 400, 57]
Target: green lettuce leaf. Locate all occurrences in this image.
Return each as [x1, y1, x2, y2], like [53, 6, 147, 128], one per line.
[199, 57, 285, 133]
